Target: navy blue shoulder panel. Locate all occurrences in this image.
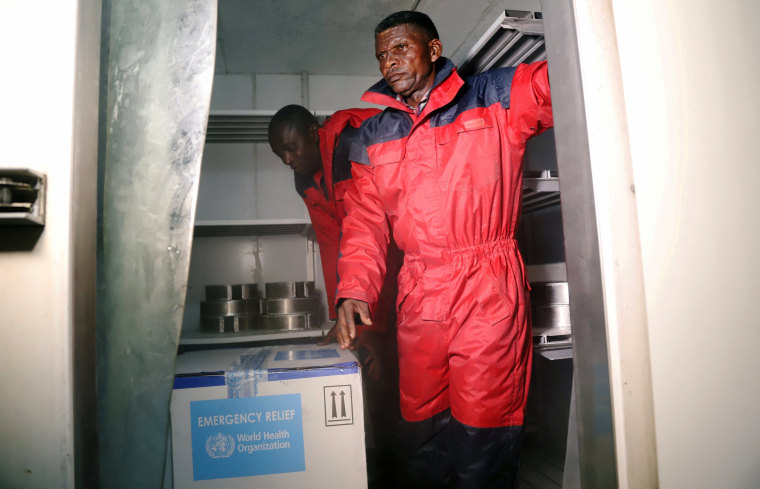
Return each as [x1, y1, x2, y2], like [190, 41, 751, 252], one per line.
[430, 67, 517, 128]
[332, 125, 359, 184]
[294, 173, 314, 198]
[349, 110, 412, 166]
[349, 62, 513, 162]
[294, 171, 327, 200]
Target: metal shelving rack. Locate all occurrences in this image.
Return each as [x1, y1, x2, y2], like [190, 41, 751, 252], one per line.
[183, 110, 334, 346]
[458, 11, 547, 77]
[205, 110, 333, 143]
[523, 170, 560, 213]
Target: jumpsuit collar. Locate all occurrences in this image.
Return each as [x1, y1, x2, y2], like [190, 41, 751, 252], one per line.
[361, 58, 464, 115]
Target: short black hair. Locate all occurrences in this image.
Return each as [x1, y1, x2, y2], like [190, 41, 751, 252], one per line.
[268, 104, 318, 140]
[375, 11, 439, 41]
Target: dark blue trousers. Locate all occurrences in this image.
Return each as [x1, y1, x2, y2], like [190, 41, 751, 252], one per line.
[395, 409, 523, 489]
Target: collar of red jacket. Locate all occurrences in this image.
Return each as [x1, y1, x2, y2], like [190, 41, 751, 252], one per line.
[361, 58, 464, 116]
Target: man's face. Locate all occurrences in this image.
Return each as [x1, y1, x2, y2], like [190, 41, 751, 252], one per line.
[269, 123, 322, 178]
[375, 23, 441, 102]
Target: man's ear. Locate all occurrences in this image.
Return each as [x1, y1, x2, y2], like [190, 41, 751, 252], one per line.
[309, 122, 320, 143]
[429, 38, 442, 62]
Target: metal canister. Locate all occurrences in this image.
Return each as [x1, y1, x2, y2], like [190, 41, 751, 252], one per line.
[530, 281, 571, 344]
[529, 281, 569, 305]
[264, 281, 315, 299]
[260, 313, 316, 331]
[205, 283, 259, 300]
[200, 315, 260, 333]
[200, 299, 261, 316]
[263, 296, 320, 315]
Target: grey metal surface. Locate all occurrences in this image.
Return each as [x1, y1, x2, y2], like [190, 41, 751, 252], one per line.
[204, 283, 259, 300]
[541, 0, 618, 487]
[200, 299, 261, 316]
[530, 282, 569, 304]
[265, 280, 316, 298]
[73, 0, 102, 484]
[526, 262, 567, 283]
[200, 315, 260, 333]
[260, 313, 316, 330]
[263, 296, 320, 315]
[562, 382, 581, 489]
[96, 1, 216, 487]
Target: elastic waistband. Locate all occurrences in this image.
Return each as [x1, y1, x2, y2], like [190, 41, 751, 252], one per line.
[405, 238, 518, 268]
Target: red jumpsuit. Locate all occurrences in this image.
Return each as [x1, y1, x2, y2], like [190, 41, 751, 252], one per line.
[336, 60, 552, 429]
[294, 108, 398, 332]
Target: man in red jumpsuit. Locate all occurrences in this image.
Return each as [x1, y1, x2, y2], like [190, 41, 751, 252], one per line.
[334, 11, 553, 488]
[267, 105, 380, 324]
[268, 105, 402, 486]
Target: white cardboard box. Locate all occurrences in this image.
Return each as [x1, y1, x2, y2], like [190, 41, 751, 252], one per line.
[171, 345, 367, 488]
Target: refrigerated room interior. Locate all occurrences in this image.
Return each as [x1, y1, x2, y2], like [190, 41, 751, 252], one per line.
[182, 1, 575, 488]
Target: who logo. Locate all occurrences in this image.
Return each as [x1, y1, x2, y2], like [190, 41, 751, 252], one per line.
[205, 432, 235, 459]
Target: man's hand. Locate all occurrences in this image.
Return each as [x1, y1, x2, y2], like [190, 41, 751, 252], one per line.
[318, 320, 386, 381]
[336, 299, 372, 349]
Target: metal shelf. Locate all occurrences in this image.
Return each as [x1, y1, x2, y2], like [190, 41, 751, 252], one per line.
[179, 326, 327, 346]
[523, 170, 560, 213]
[193, 218, 312, 237]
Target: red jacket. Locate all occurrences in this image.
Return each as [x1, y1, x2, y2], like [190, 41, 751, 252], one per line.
[337, 59, 552, 314]
[335, 59, 552, 426]
[294, 108, 380, 321]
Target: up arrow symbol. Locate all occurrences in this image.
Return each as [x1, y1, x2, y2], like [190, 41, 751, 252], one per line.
[340, 391, 347, 418]
[330, 391, 338, 419]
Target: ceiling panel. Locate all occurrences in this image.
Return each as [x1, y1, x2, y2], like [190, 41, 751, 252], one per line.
[214, 0, 533, 76]
[216, 0, 415, 76]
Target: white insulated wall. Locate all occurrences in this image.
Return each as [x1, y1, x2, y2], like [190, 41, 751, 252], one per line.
[209, 73, 381, 111]
[0, 1, 84, 487]
[608, 1, 760, 487]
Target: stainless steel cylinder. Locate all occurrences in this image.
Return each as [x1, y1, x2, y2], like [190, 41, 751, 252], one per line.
[530, 281, 569, 305]
[205, 283, 259, 300]
[260, 313, 316, 330]
[532, 304, 571, 329]
[263, 296, 320, 315]
[264, 281, 315, 299]
[200, 315, 260, 333]
[200, 299, 261, 316]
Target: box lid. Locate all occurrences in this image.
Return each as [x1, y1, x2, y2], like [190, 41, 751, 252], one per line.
[174, 345, 359, 393]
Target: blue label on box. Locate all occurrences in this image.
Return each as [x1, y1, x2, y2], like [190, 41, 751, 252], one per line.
[190, 394, 305, 480]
